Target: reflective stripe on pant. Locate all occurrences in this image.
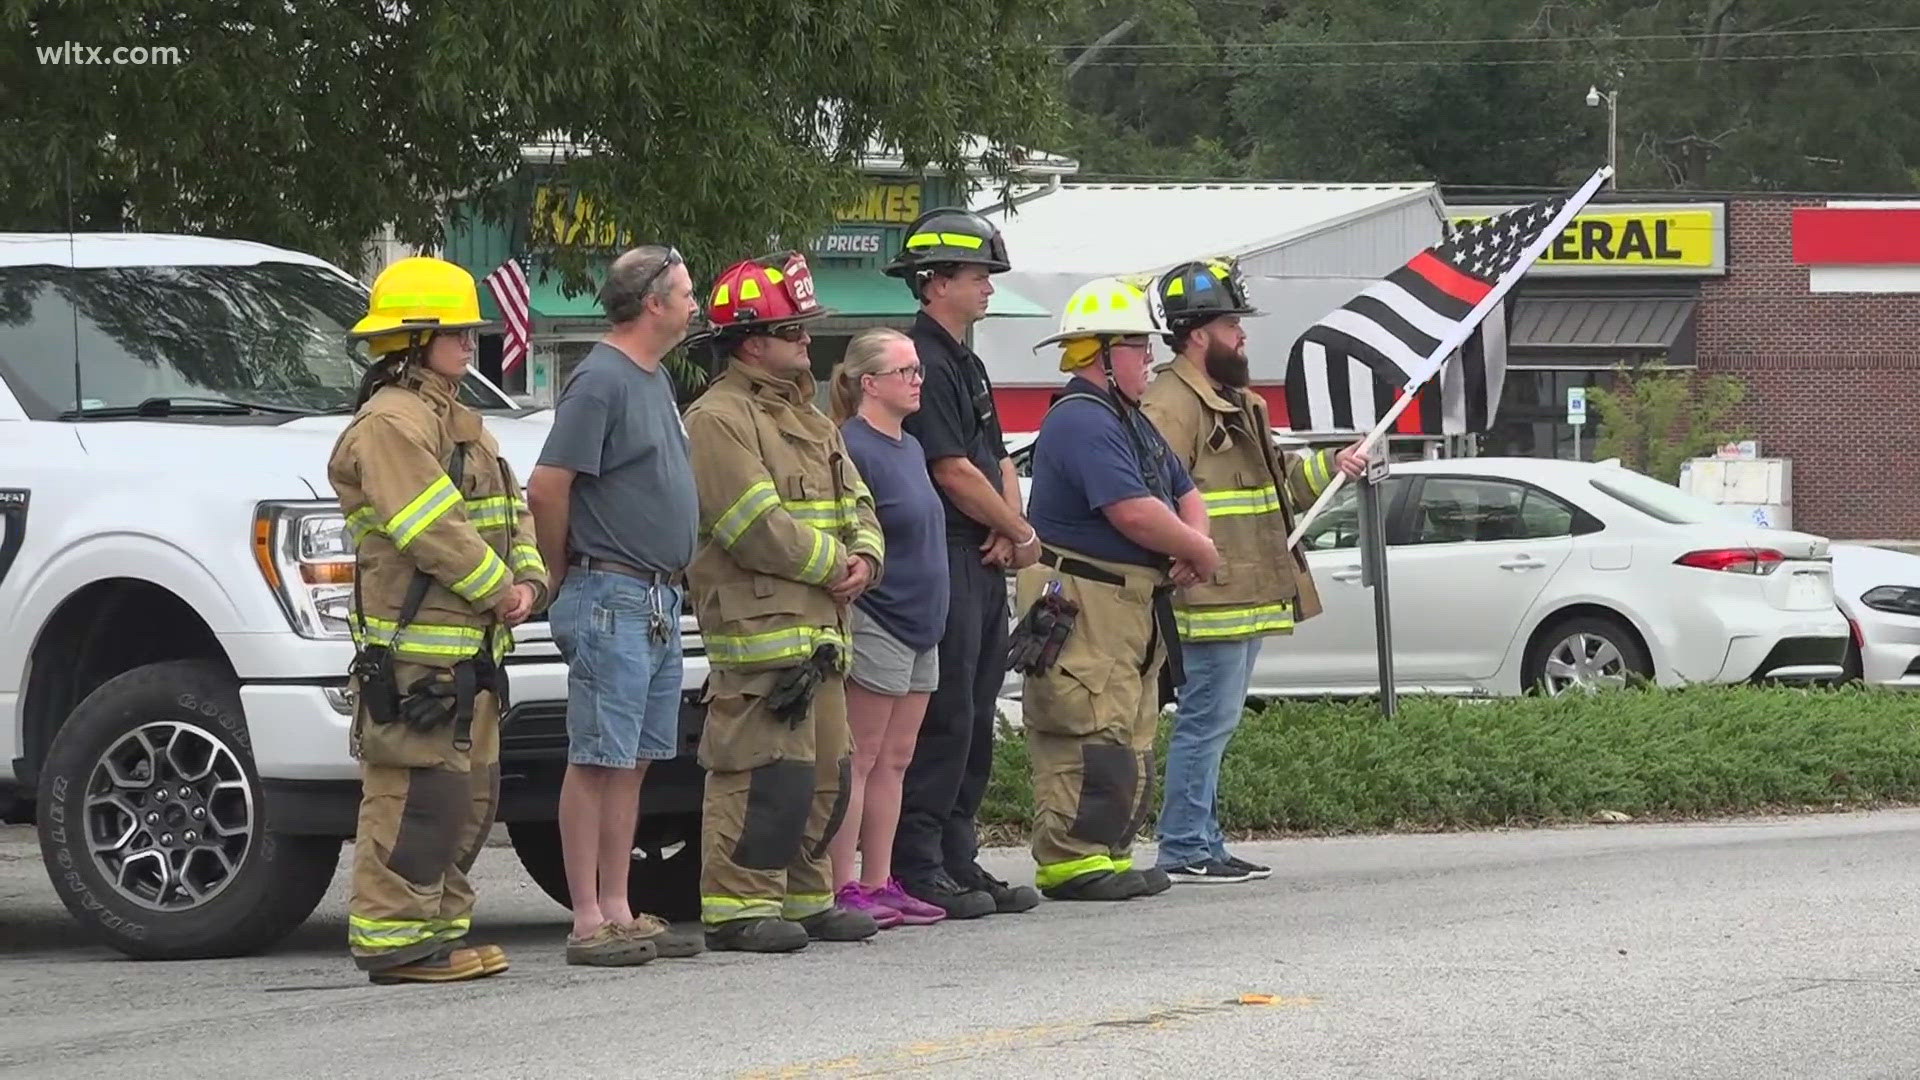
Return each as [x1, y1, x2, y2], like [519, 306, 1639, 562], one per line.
[1014, 546, 1166, 889]
[347, 687, 500, 972]
[698, 667, 850, 926]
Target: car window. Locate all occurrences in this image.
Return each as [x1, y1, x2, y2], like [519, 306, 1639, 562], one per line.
[1409, 477, 1577, 544]
[1517, 488, 1576, 537]
[1300, 478, 1407, 551]
[0, 263, 509, 420]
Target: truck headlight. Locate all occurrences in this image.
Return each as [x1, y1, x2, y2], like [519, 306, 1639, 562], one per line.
[1861, 585, 1920, 618]
[253, 501, 355, 640]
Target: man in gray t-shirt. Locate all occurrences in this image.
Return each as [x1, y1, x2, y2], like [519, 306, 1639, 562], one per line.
[539, 342, 698, 573]
[526, 244, 706, 966]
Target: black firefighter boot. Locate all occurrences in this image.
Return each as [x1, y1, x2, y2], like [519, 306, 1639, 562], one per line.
[796, 905, 880, 942]
[1041, 869, 1147, 902]
[706, 916, 811, 954]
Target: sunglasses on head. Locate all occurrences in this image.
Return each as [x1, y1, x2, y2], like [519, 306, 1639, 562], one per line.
[635, 246, 684, 300]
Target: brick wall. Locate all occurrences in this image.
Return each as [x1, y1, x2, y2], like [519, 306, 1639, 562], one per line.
[1696, 197, 1920, 539]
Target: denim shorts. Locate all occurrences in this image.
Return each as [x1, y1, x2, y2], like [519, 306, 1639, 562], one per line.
[548, 569, 684, 769]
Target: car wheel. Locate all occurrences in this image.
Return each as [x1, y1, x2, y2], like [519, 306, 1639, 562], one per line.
[507, 811, 701, 923]
[1523, 615, 1653, 696]
[36, 659, 341, 959]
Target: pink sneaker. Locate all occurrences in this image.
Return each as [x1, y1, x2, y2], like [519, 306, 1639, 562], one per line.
[874, 878, 949, 926]
[836, 882, 903, 929]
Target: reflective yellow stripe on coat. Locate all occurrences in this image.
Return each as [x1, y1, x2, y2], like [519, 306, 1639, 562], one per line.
[1175, 603, 1296, 640]
[702, 626, 849, 667]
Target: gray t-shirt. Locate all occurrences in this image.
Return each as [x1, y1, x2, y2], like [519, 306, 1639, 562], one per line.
[536, 342, 697, 574]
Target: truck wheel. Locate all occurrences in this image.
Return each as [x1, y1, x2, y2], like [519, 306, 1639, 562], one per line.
[507, 812, 701, 924]
[36, 659, 341, 959]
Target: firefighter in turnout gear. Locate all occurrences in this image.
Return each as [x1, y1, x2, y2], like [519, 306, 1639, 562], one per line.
[683, 251, 889, 953]
[328, 256, 548, 983]
[1138, 257, 1366, 884]
[1013, 276, 1218, 901]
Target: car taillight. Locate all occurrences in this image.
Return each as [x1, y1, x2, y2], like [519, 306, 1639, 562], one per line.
[1674, 547, 1786, 575]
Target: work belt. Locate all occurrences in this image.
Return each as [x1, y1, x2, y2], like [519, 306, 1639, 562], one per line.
[573, 554, 679, 587]
[1037, 548, 1185, 691]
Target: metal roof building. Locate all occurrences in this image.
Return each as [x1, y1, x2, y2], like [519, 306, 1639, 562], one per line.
[968, 181, 1448, 427]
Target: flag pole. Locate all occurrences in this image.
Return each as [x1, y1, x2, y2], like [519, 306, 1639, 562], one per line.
[1285, 165, 1614, 550]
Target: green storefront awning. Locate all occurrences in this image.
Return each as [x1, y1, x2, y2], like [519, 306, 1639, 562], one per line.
[811, 267, 1051, 319]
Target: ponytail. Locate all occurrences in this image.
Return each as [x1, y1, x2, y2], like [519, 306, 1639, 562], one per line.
[830, 328, 912, 424]
[353, 340, 427, 409]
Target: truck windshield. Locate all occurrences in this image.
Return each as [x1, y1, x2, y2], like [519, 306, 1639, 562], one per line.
[0, 262, 511, 420]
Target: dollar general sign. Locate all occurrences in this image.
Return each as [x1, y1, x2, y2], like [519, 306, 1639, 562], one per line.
[1448, 202, 1726, 276]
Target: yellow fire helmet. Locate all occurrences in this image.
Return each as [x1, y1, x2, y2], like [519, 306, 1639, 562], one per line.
[1033, 275, 1163, 371]
[349, 256, 496, 357]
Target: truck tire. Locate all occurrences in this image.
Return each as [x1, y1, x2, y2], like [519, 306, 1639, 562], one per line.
[507, 812, 701, 924]
[36, 659, 341, 959]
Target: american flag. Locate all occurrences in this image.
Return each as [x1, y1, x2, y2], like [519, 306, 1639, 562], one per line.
[482, 255, 532, 375]
[1285, 193, 1571, 435]
[1285, 300, 1509, 435]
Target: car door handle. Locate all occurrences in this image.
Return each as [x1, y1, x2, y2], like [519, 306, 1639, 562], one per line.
[1499, 557, 1546, 571]
[1330, 567, 1363, 583]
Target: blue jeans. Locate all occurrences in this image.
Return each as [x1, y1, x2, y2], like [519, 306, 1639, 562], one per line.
[1154, 637, 1262, 869]
[548, 569, 684, 769]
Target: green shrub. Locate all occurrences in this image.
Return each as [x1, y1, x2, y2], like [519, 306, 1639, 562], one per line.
[981, 685, 1920, 840]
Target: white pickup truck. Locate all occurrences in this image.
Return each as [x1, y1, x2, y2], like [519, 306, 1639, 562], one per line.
[0, 233, 707, 959]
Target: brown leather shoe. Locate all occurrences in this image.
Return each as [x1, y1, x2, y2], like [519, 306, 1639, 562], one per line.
[471, 943, 509, 975]
[368, 947, 489, 985]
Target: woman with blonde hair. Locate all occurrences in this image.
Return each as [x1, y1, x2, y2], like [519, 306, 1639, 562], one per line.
[824, 328, 952, 928]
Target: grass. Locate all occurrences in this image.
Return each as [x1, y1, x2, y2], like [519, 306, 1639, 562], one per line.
[979, 684, 1920, 842]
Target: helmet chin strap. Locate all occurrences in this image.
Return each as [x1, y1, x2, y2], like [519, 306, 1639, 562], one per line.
[1099, 339, 1139, 405]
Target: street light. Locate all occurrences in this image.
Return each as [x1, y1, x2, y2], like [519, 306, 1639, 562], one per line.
[1586, 85, 1618, 188]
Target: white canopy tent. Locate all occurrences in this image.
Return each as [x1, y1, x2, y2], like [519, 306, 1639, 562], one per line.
[970, 182, 1449, 395]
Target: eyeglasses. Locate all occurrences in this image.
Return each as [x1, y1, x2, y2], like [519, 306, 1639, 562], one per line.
[635, 246, 684, 303]
[869, 363, 923, 382]
[765, 322, 809, 342]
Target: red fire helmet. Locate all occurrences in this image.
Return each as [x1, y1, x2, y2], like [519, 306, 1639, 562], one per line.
[704, 250, 834, 331]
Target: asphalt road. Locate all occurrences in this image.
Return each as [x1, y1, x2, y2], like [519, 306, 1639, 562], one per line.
[6, 811, 1920, 1079]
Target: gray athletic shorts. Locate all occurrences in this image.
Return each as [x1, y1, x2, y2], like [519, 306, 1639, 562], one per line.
[849, 606, 939, 695]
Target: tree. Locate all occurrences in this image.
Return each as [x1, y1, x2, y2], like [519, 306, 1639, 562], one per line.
[1589, 363, 1748, 483]
[0, 1, 1069, 280]
[1057, 0, 1920, 190]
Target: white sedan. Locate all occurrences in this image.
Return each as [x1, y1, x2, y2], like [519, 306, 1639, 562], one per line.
[1831, 542, 1920, 688]
[1262, 457, 1850, 696]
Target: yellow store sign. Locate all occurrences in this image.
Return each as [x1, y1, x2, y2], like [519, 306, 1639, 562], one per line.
[836, 181, 922, 224]
[1448, 202, 1726, 276]
[530, 185, 630, 249]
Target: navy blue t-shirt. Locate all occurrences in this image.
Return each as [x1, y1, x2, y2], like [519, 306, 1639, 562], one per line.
[842, 417, 951, 651]
[1027, 379, 1194, 567]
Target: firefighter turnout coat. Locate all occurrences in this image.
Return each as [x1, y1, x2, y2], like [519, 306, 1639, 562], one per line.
[331, 369, 548, 668]
[1139, 356, 1332, 641]
[682, 359, 885, 925]
[325, 366, 548, 973]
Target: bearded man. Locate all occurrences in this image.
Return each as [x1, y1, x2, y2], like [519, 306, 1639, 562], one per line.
[1137, 258, 1364, 886]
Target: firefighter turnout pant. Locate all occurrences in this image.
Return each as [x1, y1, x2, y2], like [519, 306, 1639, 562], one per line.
[1014, 546, 1170, 891]
[346, 661, 501, 972]
[698, 666, 852, 926]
